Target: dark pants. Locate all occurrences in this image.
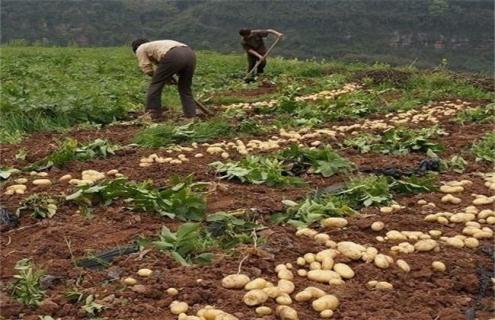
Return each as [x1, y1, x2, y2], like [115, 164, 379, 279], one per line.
[247, 53, 266, 75]
[146, 46, 197, 117]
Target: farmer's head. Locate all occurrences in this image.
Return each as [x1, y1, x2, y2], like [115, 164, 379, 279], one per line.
[239, 29, 251, 37]
[131, 38, 150, 53]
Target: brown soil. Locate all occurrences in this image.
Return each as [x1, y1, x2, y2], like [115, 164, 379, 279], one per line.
[213, 81, 277, 98]
[1, 95, 494, 320]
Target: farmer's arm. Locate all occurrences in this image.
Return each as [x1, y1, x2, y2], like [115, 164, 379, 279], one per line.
[252, 29, 283, 38]
[247, 49, 264, 59]
[136, 47, 154, 76]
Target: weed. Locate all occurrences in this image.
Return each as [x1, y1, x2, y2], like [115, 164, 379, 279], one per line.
[28, 138, 118, 170]
[10, 258, 44, 305]
[66, 177, 207, 221]
[81, 294, 105, 316]
[205, 210, 261, 249]
[443, 155, 468, 173]
[17, 193, 58, 219]
[344, 127, 443, 155]
[279, 145, 355, 177]
[471, 132, 495, 163]
[455, 103, 495, 124]
[151, 223, 215, 265]
[133, 118, 232, 147]
[210, 156, 303, 187]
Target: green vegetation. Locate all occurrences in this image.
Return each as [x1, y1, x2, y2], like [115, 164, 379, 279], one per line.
[10, 259, 44, 306]
[344, 127, 444, 155]
[16, 193, 58, 219]
[279, 145, 355, 177]
[133, 118, 232, 147]
[66, 177, 207, 221]
[28, 138, 118, 170]
[2, 0, 493, 73]
[471, 132, 495, 163]
[455, 104, 495, 124]
[273, 174, 437, 227]
[151, 212, 261, 265]
[210, 156, 303, 187]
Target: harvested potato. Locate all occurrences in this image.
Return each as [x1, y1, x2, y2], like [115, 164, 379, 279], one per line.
[371, 221, 384, 231]
[309, 261, 322, 270]
[380, 207, 393, 214]
[221, 274, 250, 289]
[321, 217, 348, 229]
[375, 281, 393, 290]
[295, 290, 313, 302]
[320, 310, 334, 318]
[278, 279, 295, 294]
[170, 301, 189, 315]
[263, 286, 283, 298]
[307, 270, 341, 283]
[414, 239, 437, 252]
[432, 261, 446, 272]
[278, 269, 294, 280]
[321, 257, 334, 270]
[304, 253, 316, 263]
[255, 306, 272, 316]
[296, 257, 306, 266]
[367, 280, 378, 288]
[374, 254, 390, 269]
[32, 179, 52, 186]
[276, 293, 292, 305]
[316, 249, 338, 261]
[314, 233, 331, 244]
[137, 268, 153, 277]
[59, 174, 72, 182]
[396, 259, 411, 272]
[337, 242, 365, 260]
[15, 178, 28, 184]
[245, 278, 268, 290]
[295, 228, 318, 237]
[445, 237, 464, 248]
[440, 185, 464, 193]
[276, 305, 298, 320]
[312, 295, 339, 312]
[166, 288, 179, 296]
[441, 194, 461, 204]
[178, 314, 200, 320]
[464, 237, 480, 248]
[333, 263, 354, 279]
[123, 277, 137, 285]
[297, 269, 307, 277]
[243, 289, 268, 306]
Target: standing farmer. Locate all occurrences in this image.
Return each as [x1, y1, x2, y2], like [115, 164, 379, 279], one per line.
[132, 38, 197, 120]
[239, 28, 283, 81]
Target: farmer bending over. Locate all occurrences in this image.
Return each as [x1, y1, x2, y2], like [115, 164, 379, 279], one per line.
[239, 28, 283, 80]
[132, 38, 197, 120]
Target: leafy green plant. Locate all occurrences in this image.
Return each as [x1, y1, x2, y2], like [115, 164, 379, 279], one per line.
[133, 118, 232, 147]
[10, 258, 44, 305]
[0, 167, 20, 181]
[337, 175, 392, 208]
[279, 145, 355, 177]
[210, 155, 303, 187]
[16, 193, 58, 219]
[151, 223, 214, 265]
[471, 132, 495, 163]
[389, 174, 438, 194]
[443, 155, 468, 173]
[205, 211, 261, 249]
[28, 138, 118, 170]
[344, 127, 443, 155]
[66, 177, 207, 221]
[455, 103, 495, 124]
[81, 294, 105, 316]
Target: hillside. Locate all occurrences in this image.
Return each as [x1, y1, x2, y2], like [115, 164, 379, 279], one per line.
[1, 0, 494, 73]
[1, 47, 494, 319]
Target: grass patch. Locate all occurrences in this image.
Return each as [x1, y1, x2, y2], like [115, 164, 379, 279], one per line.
[133, 118, 232, 148]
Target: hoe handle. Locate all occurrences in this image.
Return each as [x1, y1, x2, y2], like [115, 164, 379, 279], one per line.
[246, 36, 281, 78]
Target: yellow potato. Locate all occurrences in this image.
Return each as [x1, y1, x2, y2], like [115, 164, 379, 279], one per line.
[255, 306, 272, 316]
[137, 268, 153, 277]
[333, 263, 354, 279]
[307, 270, 341, 283]
[244, 278, 268, 290]
[169, 301, 188, 315]
[166, 288, 179, 296]
[277, 279, 295, 294]
[432, 261, 446, 272]
[312, 294, 339, 312]
[263, 286, 283, 298]
[32, 179, 52, 186]
[414, 239, 437, 252]
[276, 306, 299, 320]
[374, 254, 390, 269]
[321, 217, 348, 229]
[243, 289, 268, 306]
[123, 277, 137, 285]
[276, 293, 292, 305]
[371, 221, 384, 231]
[221, 274, 250, 289]
[375, 281, 393, 290]
[396, 259, 410, 272]
[278, 269, 294, 280]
